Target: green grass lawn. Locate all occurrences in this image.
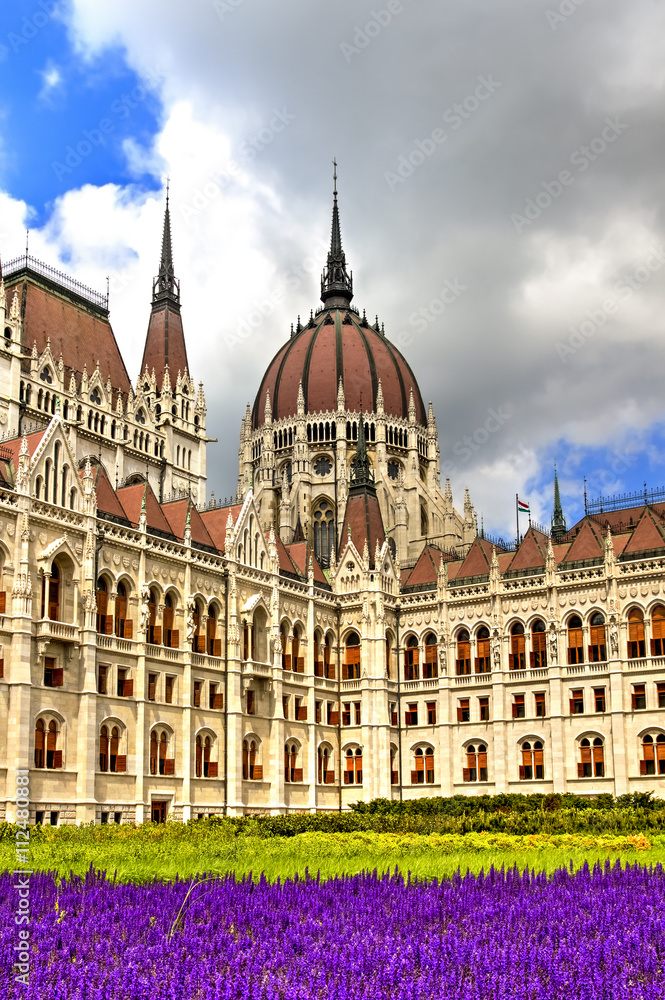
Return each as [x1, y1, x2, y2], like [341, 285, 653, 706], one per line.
[1, 824, 662, 883]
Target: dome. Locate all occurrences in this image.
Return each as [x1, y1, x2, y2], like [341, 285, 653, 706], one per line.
[251, 308, 427, 429]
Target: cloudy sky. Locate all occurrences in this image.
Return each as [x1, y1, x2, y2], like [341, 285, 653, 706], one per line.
[1, 0, 664, 539]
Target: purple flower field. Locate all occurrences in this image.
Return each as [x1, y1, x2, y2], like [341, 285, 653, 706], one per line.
[1, 863, 664, 999]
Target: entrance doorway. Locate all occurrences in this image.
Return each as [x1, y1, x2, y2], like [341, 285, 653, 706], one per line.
[151, 800, 168, 824]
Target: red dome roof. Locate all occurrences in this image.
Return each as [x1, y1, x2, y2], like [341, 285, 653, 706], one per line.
[252, 308, 426, 429]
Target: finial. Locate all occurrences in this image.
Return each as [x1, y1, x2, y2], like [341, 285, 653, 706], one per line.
[333, 158, 337, 198]
[551, 465, 567, 541]
[320, 162, 353, 308]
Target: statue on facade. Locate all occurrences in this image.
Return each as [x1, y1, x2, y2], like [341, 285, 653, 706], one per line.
[140, 585, 151, 633]
[186, 599, 197, 641]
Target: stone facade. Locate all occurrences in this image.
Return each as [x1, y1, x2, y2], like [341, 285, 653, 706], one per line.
[0, 195, 663, 826]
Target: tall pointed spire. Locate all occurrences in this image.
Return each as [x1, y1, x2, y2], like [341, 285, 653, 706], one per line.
[320, 160, 353, 308]
[141, 184, 190, 379]
[551, 466, 567, 541]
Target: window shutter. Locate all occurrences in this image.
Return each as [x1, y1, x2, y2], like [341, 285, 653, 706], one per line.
[327, 664, 335, 679]
[283, 654, 291, 670]
[53, 668, 64, 687]
[415, 756, 424, 772]
[391, 712, 398, 726]
[252, 764, 263, 780]
[580, 746, 592, 764]
[195, 635, 205, 653]
[213, 693, 223, 709]
[592, 746, 604, 766]
[462, 767, 471, 782]
[213, 639, 222, 657]
[123, 679, 133, 697]
[534, 749, 543, 768]
[651, 639, 656, 655]
[577, 762, 585, 777]
[115, 755, 127, 772]
[103, 614, 113, 634]
[529, 652, 535, 668]
[509, 654, 515, 670]
[344, 771, 351, 784]
[0, 591, 5, 613]
[207, 762, 218, 778]
[391, 770, 398, 785]
[456, 707, 463, 722]
[152, 626, 162, 645]
[293, 768, 303, 782]
[474, 658, 480, 673]
[640, 759, 648, 775]
[297, 707, 307, 721]
[342, 664, 349, 680]
[124, 619, 133, 639]
[631, 692, 637, 709]
[478, 752, 488, 769]
[53, 750, 63, 768]
[569, 699, 576, 714]
[329, 711, 339, 725]
[0, 658, 3, 679]
[410, 770, 419, 783]
[170, 630, 179, 649]
[325, 771, 335, 784]
[164, 758, 175, 775]
[407, 711, 413, 725]
[314, 661, 323, 677]
[518, 765, 526, 780]
[296, 657, 304, 672]
[511, 704, 518, 719]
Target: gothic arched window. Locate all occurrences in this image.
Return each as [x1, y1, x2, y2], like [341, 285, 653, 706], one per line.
[313, 499, 335, 568]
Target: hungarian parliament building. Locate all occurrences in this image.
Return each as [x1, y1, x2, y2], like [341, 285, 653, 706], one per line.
[0, 183, 663, 825]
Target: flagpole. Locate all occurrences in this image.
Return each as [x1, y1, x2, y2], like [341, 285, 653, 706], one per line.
[516, 493, 519, 549]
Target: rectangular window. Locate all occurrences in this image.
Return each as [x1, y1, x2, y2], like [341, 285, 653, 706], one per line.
[282, 695, 289, 719]
[209, 683, 222, 710]
[390, 702, 398, 726]
[98, 665, 108, 695]
[512, 694, 525, 719]
[114, 812, 122, 825]
[478, 697, 490, 722]
[569, 689, 584, 714]
[594, 687, 606, 713]
[315, 700, 322, 724]
[148, 673, 157, 702]
[406, 702, 418, 726]
[457, 698, 470, 723]
[296, 697, 307, 722]
[165, 676, 174, 704]
[327, 702, 339, 725]
[117, 667, 132, 697]
[44, 657, 63, 688]
[342, 703, 351, 726]
[426, 701, 436, 725]
[354, 702, 361, 725]
[632, 684, 646, 710]
[50, 811, 58, 827]
[658, 683, 665, 709]
[535, 692, 545, 717]
[35, 811, 44, 827]
[193, 680, 202, 708]
[101, 811, 109, 825]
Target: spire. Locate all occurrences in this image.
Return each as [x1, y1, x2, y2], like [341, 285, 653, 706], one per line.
[551, 466, 567, 541]
[320, 160, 353, 308]
[141, 187, 189, 380]
[351, 411, 373, 488]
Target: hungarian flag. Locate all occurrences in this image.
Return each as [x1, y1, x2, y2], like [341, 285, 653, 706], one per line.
[517, 498, 530, 513]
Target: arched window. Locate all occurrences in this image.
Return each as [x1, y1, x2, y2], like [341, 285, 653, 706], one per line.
[390, 745, 399, 785]
[313, 499, 335, 568]
[96, 577, 109, 634]
[464, 744, 488, 782]
[60, 464, 69, 508]
[324, 633, 334, 679]
[37, 719, 62, 769]
[314, 632, 322, 677]
[148, 589, 158, 644]
[41, 563, 60, 621]
[318, 745, 333, 784]
[420, 502, 429, 537]
[476, 627, 490, 674]
[641, 734, 665, 776]
[424, 632, 438, 678]
[196, 735, 216, 778]
[292, 625, 303, 673]
[519, 740, 544, 780]
[344, 632, 361, 680]
[52, 442, 60, 504]
[99, 725, 125, 773]
[34, 720, 45, 768]
[404, 634, 420, 680]
[150, 729, 174, 775]
[510, 623, 525, 670]
[567, 615, 584, 664]
[242, 738, 261, 780]
[44, 458, 51, 500]
[589, 612, 606, 662]
[628, 608, 645, 659]
[191, 602, 202, 653]
[207, 605, 220, 657]
[456, 629, 471, 676]
[411, 747, 434, 784]
[578, 737, 604, 778]
[163, 593, 178, 649]
[115, 581, 131, 638]
[651, 606, 665, 656]
[385, 631, 394, 679]
[531, 620, 547, 668]
[35, 476, 42, 500]
[284, 742, 302, 783]
[344, 747, 362, 785]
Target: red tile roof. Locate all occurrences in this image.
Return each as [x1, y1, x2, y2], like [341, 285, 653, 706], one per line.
[0, 429, 47, 487]
[339, 487, 386, 566]
[200, 504, 243, 553]
[6, 274, 132, 395]
[622, 508, 665, 555]
[80, 461, 129, 522]
[403, 546, 444, 588]
[140, 301, 189, 379]
[506, 528, 546, 572]
[116, 482, 174, 535]
[455, 537, 494, 579]
[286, 541, 328, 585]
[561, 520, 604, 563]
[161, 498, 216, 549]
